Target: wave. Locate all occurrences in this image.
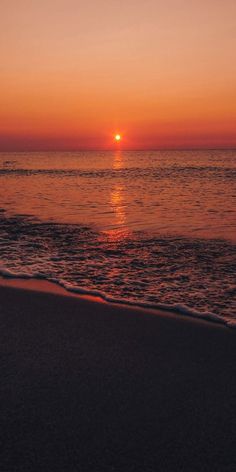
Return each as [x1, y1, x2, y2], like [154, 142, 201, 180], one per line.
[0, 210, 235, 330]
[1, 267, 235, 329]
[0, 166, 235, 181]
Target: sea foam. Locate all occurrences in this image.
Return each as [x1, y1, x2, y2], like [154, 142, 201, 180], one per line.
[0, 267, 234, 329]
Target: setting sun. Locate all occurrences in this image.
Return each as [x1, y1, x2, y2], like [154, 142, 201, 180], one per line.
[115, 134, 121, 142]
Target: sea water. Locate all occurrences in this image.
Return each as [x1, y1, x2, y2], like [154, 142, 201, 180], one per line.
[0, 150, 235, 325]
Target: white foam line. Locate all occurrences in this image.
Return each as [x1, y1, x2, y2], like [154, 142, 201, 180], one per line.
[1, 267, 234, 328]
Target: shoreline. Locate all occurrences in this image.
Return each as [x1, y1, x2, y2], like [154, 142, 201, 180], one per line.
[0, 275, 229, 329]
[0, 279, 236, 470]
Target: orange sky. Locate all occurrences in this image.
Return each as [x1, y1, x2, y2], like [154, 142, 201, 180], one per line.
[1, 0, 236, 150]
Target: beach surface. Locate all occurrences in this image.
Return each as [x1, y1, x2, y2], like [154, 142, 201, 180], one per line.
[0, 279, 236, 471]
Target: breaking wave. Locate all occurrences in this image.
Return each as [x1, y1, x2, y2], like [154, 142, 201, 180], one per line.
[0, 211, 235, 327]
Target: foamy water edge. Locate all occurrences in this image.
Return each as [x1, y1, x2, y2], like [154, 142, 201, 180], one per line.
[1, 267, 235, 329]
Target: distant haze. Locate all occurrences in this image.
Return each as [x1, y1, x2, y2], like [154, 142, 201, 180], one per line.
[1, 0, 236, 150]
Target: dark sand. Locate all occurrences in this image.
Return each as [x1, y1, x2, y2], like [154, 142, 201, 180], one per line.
[1, 280, 236, 471]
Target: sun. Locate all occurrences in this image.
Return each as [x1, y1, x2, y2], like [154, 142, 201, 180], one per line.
[115, 134, 121, 142]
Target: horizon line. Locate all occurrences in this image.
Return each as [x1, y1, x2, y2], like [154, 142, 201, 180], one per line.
[0, 147, 236, 153]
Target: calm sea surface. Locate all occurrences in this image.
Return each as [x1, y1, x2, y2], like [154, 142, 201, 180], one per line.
[0, 150, 235, 325]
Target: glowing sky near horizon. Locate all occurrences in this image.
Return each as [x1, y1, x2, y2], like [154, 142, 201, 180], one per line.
[0, 0, 236, 150]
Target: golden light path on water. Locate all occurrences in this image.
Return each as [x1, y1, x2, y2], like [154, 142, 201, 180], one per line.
[106, 150, 131, 242]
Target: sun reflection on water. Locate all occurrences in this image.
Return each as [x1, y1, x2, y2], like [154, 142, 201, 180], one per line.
[113, 150, 123, 170]
[103, 151, 131, 241]
[110, 184, 126, 226]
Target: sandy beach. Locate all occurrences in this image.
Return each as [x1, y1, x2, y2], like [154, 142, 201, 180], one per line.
[0, 279, 236, 471]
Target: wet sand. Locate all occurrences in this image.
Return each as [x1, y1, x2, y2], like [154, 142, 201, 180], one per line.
[0, 280, 236, 471]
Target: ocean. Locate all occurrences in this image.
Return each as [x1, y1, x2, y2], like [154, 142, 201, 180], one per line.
[0, 150, 235, 326]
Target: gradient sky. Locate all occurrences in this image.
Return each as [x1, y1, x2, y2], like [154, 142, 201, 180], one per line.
[1, 0, 236, 150]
